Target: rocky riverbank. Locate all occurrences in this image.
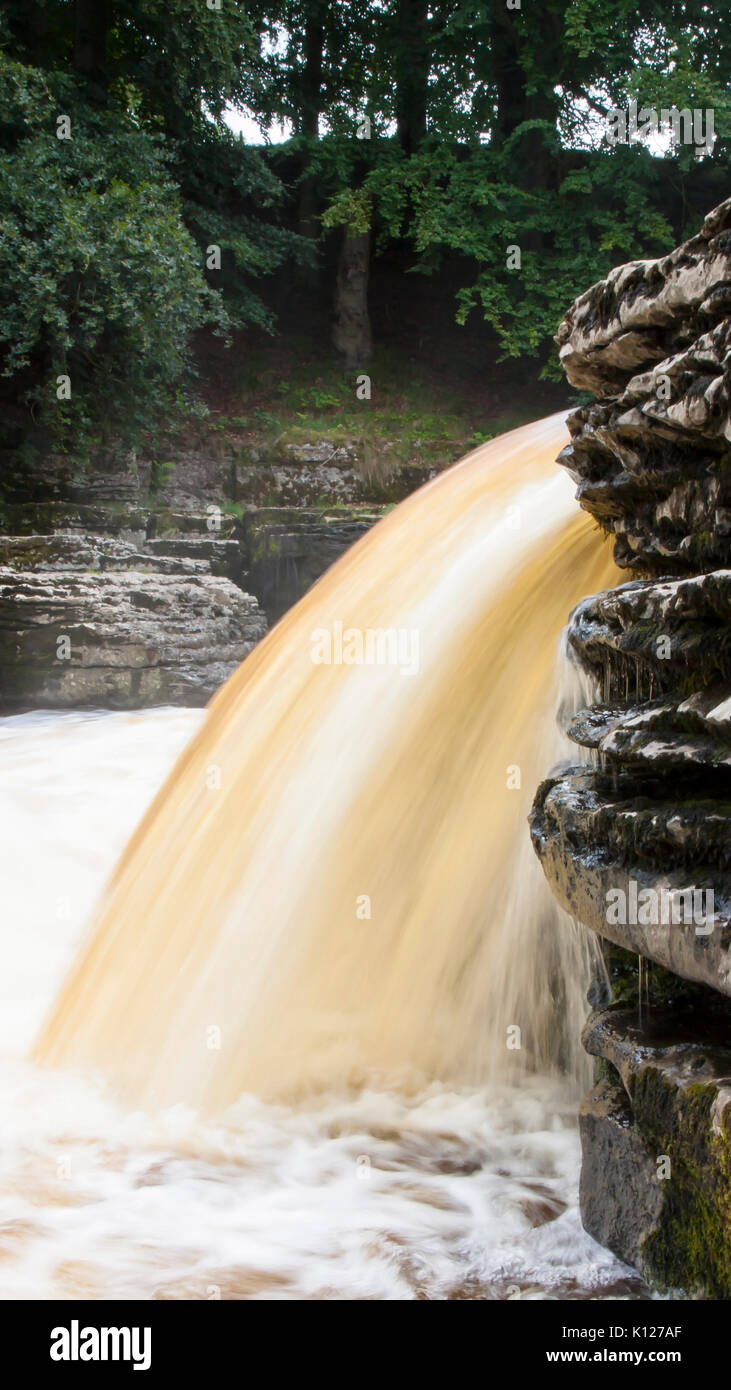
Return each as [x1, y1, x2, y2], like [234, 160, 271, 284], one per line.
[532, 197, 731, 1296]
[0, 429, 433, 710]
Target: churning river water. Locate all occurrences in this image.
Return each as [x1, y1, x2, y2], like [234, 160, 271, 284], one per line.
[0, 708, 648, 1300]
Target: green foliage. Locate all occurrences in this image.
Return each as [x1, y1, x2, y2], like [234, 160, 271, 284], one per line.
[1, 0, 258, 128]
[175, 122, 311, 332]
[109, 0, 258, 127]
[321, 186, 372, 235]
[0, 5, 304, 455]
[0, 57, 219, 451]
[246, 0, 383, 136]
[255, 0, 729, 366]
[2, 0, 730, 456]
[351, 136, 675, 371]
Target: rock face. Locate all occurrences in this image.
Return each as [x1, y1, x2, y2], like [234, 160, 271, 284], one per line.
[558, 198, 731, 575]
[581, 1002, 731, 1298]
[0, 422, 442, 708]
[0, 432, 432, 629]
[0, 565, 267, 709]
[556, 198, 731, 399]
[532, 197, 731, 1296]
[241, 506, 382, 621]
[533, 770, 731, 1000]
[0, 429, 427, 709]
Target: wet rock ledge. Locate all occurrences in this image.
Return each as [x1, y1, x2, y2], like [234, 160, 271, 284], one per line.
[0, 432, 415, 709]
[532, 198, 731, 1296]
[0, 541, 267, 710]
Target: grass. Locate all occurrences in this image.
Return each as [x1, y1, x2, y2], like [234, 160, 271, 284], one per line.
[186, 333, 568, 474]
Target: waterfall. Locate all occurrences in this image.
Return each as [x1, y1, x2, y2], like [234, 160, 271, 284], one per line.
[34, 414, 618, 1113]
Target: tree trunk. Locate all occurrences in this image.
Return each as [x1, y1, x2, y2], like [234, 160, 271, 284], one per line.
[297, 2, 326, 238]
[489, 7, 525, 145]
[332, 230, 372, 371]
[395, 0, 429, 154]
[73, 0, 110, 78]
[489, 8, 560, 159]
[489, 6, 559, 217]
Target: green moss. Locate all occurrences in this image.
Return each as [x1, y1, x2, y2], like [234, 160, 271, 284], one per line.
[593, 1055, 623, 1089]
[601, 942, 710, 1010]
[637, 1071, 731, 1297]
[246, 528, 284, 566]
[0, 546, 47, 569]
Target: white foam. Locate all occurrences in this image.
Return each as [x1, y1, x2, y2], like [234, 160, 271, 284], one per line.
[0, 711, 639, 1299]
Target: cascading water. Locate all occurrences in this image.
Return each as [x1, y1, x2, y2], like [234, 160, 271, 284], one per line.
[0, 415, 641, 1299]
[35, 415, 617, 1108]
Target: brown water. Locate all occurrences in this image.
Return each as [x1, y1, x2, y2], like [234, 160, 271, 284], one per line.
[35, 414, 617, 1115]
[0, 415, 645, 1298]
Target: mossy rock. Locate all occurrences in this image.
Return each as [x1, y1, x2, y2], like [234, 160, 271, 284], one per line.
[582, 1004, 731, 1296]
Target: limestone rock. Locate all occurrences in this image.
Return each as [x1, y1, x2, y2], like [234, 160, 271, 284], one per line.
[567, 694, 731, 775]
[240, 507, 384, 621]
[533, 200, 731, 1296]
[0, 532, 211, 576]
[556, 199, 731, 574]
[531, 768, 731, 997]
[581, 1007, 731, 1297]
[567, 570, 731, 698]
[579, 1079, 665, 1276]
[0, 568, 267, 710]
[556, 198, 731, 398]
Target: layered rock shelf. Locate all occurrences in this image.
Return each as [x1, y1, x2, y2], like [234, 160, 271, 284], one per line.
[0, 430, 430, 707]
[580, 1003, 731, 1297]
[532, 197, 731, 1296]
[0, 566, 267, 709]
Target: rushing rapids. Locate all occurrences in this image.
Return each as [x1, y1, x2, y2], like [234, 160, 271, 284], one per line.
[34, 415, 618, 1113]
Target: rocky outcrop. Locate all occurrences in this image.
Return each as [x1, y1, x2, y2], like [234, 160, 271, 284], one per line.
[532, 197, 731, 1297]
[0, 430, 428, 634]
[0, 418, 445, 706]
[0, 427, 426, 707]
[557, 199, 731, 575]
[533, 769, 731, 997]
[556, 198, 731, 400]
[581, 1000, 731, 1298]
[0, 533, 213, 576]
[566, 570, 731, 698]
[241, 506, 383, 621]
[0, 565, 266, 709]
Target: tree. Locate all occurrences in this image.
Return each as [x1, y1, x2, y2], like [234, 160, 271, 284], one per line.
[0, 2, 302, 454]
[394, 0, 429, 153]
[0, 56, 218, 453]
[2, 0, 729, 447]
[246, 0, 386, 360]
[319, 0, 729, 373]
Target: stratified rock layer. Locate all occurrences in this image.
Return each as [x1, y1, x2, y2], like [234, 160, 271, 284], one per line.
[0, 431, 430, 629]
[533, 198, 731, 1296]
[581, 1006, 731, 1297]
[557, 198, 731, 400]
[0, 567, 267, 709]
[567, 570, 731, 697]
[532, 769, 731, 997]
[558, 199, 731, 575]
